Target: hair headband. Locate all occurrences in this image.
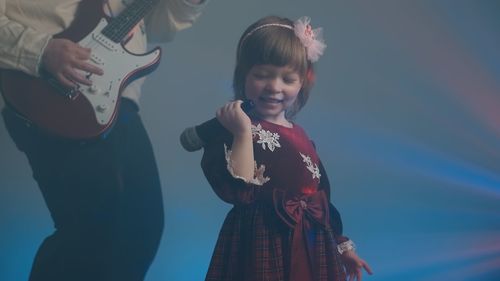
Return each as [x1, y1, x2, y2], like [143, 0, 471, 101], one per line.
[239, 16, 326, 62]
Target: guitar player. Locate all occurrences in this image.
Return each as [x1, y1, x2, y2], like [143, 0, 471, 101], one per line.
[0, 0, 207, 280]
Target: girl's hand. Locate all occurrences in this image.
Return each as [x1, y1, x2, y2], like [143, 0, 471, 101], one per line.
[41, 38, 103, 88]
[217, 100, 254, 181]
[216, 100, 252, 137]
[341, 250, 373, 281]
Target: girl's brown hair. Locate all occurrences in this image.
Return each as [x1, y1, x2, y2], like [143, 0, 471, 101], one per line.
[233, 16, 315, 119]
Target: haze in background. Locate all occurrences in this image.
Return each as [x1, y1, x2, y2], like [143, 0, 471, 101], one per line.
[1, 1, 499, 280]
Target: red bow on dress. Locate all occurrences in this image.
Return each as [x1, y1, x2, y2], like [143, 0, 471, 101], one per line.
[273, 189, 331, 281]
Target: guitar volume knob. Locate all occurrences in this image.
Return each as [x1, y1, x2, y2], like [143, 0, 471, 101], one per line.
[88, 84, 101, 94]
[96, 104, 108, 112]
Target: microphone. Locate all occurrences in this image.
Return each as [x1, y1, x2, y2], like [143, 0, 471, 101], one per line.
[180, 100, 254, 152]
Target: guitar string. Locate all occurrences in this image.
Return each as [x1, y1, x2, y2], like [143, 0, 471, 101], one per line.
[80, 0, 156, 88]
[107, 0, 154, 42]
[81, 0, 122, 86]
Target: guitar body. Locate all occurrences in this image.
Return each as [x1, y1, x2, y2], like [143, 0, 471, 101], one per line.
[0, 0, 161, 140]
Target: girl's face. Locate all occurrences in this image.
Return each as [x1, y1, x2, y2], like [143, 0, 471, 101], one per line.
[244, 64, 303, 125]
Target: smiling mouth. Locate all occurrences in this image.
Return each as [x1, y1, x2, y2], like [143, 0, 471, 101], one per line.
[259, 96, 283, 104]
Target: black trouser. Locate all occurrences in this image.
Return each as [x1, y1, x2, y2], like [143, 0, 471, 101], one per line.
[2, 99, 164, 281]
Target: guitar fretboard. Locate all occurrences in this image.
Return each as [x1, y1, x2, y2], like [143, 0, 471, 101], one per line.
[102, 0, 159, 43]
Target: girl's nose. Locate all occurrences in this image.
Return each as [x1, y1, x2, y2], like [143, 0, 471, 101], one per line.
[265, 78, 283, 93]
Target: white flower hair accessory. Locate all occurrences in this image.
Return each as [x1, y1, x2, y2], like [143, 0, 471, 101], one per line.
[293, 16, 326, 62]
[238, 16, 327, 63]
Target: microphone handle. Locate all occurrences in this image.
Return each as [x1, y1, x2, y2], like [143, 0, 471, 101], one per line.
[196, 100, 254, 144]
[180, 100, 254, 152]
[195, 117, 227, 145]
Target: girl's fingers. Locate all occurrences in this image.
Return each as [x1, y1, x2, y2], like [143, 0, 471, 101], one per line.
[357, 269, 362, 281]
[362, 260, 373, 275]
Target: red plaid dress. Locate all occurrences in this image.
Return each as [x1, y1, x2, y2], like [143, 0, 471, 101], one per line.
[202, 118, 347, 281]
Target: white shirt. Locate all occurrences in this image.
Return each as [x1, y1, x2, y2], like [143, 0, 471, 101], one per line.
[0, 0, 206, 103]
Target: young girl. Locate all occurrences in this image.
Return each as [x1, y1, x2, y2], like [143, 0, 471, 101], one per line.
[201, 15, 372, 281]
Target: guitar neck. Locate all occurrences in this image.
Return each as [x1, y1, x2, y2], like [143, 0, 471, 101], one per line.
[102, 0, 159, 43]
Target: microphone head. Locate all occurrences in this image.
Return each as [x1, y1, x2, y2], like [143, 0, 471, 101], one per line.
[241, 99, 255, 113]
[180, 126, 205, 152]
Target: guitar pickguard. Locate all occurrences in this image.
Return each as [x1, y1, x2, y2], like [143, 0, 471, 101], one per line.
[77, 19, 160, 125]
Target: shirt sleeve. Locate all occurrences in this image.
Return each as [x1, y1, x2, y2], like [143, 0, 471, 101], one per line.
[0, 0, 52, 76]
[144, 0, 207, 43]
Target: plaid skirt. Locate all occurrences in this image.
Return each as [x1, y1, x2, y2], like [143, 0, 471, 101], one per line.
[205, 201, 346, 281]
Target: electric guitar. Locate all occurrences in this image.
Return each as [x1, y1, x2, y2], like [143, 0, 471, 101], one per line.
[0, 0, 161, 139]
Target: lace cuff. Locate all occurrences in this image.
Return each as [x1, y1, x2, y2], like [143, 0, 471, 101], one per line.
[337, 239, 356, 255]
[224, 144, 270, 186]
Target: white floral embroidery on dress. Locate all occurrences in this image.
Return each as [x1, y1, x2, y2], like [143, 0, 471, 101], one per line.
[300, 152, 321, 179]
[224, 144, 270, 186]
[251, 124, 281, 152]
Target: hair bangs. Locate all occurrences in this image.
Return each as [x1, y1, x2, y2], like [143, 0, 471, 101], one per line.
[243, 27, 308, 76]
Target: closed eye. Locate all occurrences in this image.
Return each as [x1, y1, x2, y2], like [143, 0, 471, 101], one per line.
[283, 76, 299, 84]
[253, 72, 270, 79]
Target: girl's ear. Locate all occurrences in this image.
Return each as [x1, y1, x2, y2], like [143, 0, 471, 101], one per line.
[306, 67, 316, 85]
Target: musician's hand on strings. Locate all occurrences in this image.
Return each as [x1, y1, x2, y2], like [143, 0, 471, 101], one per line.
[41, 38, 103, 88]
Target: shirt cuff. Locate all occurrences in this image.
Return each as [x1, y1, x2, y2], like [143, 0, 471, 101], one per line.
[35, 36, 53, 77]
